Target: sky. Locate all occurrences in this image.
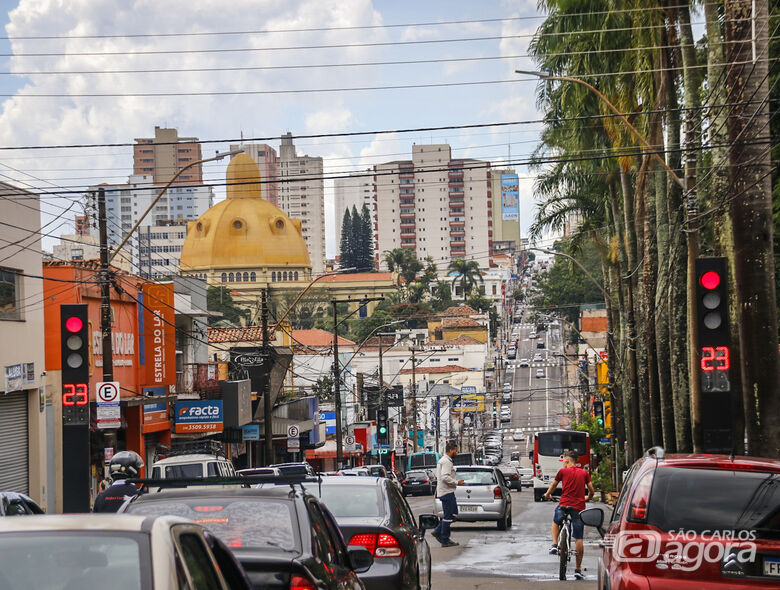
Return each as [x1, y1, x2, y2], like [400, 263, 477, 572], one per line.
[0, 0, 549, 260]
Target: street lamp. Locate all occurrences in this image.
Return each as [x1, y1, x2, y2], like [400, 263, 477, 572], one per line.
[109, 148, 244, 263]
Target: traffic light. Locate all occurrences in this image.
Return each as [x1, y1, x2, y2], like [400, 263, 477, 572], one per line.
[376, 407, 389, 445]
[60, 304, 89, 425]
[695, 257, 733, 453]
[592, 400, 605, 427]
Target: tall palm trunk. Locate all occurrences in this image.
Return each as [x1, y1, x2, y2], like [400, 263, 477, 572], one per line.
[705, 0, 746, 453]
[725, 0, 780, 457]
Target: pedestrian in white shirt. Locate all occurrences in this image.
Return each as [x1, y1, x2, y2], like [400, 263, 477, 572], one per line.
[431, 441, 465, 547]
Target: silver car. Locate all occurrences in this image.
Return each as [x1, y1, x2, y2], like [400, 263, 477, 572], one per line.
[434, 466, 512, 530]
[517, 467, 533, 487]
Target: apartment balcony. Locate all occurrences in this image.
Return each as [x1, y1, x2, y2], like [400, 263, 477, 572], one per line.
[177, 363, 221, 396]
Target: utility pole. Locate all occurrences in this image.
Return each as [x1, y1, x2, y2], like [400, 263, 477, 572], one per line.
[332, 300, 344, 467]
[378, 333, 384, 405]
[411, 347, 418, 452]
[97, 188, 114, 385]
[261, 289, 273, 465]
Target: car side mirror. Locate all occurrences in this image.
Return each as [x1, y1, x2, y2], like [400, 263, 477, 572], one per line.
[580, 507, 605, 537]
[347, 545, 374, 573]
[418, 513, 440, 533]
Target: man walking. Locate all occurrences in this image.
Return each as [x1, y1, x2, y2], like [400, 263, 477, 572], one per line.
[543, 450, 595, 580]
[431, 441, 465, 547]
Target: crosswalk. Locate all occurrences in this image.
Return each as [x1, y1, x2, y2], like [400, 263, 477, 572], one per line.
[508, 361, 558, 368]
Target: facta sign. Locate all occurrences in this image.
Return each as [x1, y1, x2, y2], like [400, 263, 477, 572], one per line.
[140, 282, 176, 388]
[174, 400, 223, 434]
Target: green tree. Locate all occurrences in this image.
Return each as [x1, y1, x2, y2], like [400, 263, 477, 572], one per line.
[431, 280, 452, 311]
[339, 208, 354, 269]
[358, 203, 375, 270]
[206, 286, 246, 326]
[448, 258, 483, 299]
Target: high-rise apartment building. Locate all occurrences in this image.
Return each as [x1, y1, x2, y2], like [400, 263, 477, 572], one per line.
[334, 171, 375, 252]
[229, 143, 279, 207]
[375, 144, 492, 269]
[134, 126, 203, 185]
[87, 174, 212, 269]
[488, 168, 521, 253]
[138, 220, 189, 279]
[277, 133, 326, 274]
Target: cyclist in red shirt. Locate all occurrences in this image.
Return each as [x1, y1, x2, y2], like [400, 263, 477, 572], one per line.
[543, 450, 595, 580]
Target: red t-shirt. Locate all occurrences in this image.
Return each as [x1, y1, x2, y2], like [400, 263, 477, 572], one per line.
[555, 466, 591, 511]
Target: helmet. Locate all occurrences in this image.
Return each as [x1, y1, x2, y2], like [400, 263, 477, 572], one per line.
[108, 451, 144, 480]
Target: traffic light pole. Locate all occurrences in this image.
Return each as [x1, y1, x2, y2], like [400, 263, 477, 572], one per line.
[98, 187, 114, 384]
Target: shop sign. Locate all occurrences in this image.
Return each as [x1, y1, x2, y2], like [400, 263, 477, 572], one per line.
[143, 386, 169, 425]
[140, 283, 176, 387]
[4, 362, 35, 393]
[242, 424, 260, 441]
[174, 400, 223, 434]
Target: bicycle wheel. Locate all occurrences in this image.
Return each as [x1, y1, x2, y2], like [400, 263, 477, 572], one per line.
[558, 523, 569, 581]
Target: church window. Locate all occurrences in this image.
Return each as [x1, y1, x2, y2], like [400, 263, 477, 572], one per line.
[283, 271, 288, 281]
[243, 272, 249, 282]
[272, 271, 276, 281]
[235, 272, 242, 282]
[229, 272, 234, 281]
[221, 273, 227, 282]
[294, 271, 299, 280]
[250, 272, 256, 281]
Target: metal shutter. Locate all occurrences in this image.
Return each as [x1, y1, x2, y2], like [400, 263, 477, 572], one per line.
[0, 392, 28, 494]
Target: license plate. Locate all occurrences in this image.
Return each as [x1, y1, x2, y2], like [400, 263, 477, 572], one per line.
[459, 505, 478, 512]
[764, 557, 780, 577]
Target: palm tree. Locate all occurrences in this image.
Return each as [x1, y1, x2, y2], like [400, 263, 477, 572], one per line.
[447, 259, 483, 299]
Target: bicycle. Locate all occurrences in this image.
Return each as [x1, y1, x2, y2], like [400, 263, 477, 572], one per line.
[556, 506, 578, 581]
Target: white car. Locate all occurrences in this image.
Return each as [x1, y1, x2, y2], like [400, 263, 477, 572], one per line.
[0, 514, 250, 589]
[529, 332, 537, 339]
[533, 353, 544, 362]
[518, 358, 530, 367]
[535, 368, 545, 378]
[512, 432, 525, 442]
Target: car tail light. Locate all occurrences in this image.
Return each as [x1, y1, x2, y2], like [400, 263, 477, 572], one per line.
[402, 480, 407, 484]
[627, 471, 654, 522]
[376, 534, 405, 557]
[349, 533, 405, 558]
[423, 477, 429, 483]
[349, 533, 377, 554]
[493, 486, 503, 499]
[290, 574, 316, 590]
[512, 474, 519, 479]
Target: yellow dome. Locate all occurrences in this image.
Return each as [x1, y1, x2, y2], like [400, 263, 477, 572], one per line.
[180, 153, 311, 270]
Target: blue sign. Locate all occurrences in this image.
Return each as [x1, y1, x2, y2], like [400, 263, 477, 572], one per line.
[174, 400, 223, 433]
[322, 411, 337, 435]
[242, 424, 260, 441]
[461, 386, 477, 394]
[600, 437, 611, 444]
[142, 386, 167, 415]
[501, 173, 519, 221]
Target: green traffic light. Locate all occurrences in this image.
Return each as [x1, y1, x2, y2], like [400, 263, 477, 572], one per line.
[379, 427, 387, 434]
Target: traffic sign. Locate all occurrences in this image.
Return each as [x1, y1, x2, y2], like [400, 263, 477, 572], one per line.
[287, 424, 300, 438]
[287, 437, 300, 451]
[96, 381, 121, 429]
[345, 435, 356, 452]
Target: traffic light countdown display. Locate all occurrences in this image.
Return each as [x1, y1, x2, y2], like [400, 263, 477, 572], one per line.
[376, 407, 389, 445]
[60, 304, 92, 512]
[695, 258, 733, 453]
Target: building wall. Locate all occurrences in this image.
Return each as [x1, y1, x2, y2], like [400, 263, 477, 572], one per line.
[334, 172, 375, 252]
[277, 134, 326, 275]
[230, 143, 279, 207]
[138, 221, 188, 279]
[375, 145, 492, 269]
[0, 183, 47, 507]
[134, 126, 203, 185]
[489, 168, 521, 250]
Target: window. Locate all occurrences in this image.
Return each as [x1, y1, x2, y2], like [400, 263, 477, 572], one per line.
[250, 272, 256, 281]
[0, 268, 21, 320]
[294, 271, 299, 280]
[243, 272, 249, 282]
[178, 533, 222, 590]
[228, 272, 234, 281]
[283, 271, 288, 281]
[235, 272, 241, 282]
[272, 271, 276, 281]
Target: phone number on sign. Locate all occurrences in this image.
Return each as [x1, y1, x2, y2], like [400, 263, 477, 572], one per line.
[176, 423, 223, 433]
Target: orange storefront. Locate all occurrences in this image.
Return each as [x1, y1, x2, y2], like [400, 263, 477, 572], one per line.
[43, 261, 176, 483]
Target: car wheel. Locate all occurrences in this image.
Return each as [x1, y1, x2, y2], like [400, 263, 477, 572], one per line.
[507, 513, 512, 529]
[497, 512, 509, 531]
[533, 489, 543, 502]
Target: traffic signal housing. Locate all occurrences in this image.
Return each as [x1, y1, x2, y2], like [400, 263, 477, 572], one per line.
[60, 304, 90, 425]
[376, 407, 389, 445]
[592, 399, 605, 427]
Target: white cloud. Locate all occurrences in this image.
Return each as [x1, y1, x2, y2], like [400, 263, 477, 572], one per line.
[305, 106, 353, 134]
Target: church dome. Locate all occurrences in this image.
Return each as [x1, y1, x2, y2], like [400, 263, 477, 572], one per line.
[180, 153, 311, 270]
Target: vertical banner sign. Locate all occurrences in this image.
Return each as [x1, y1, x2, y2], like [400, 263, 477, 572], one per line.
[501, 173, 519, 221]
[142, 283, 176, 388]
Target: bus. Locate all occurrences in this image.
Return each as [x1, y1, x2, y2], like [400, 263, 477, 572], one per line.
[532, 430, 590, 502]
[407, 451, 440, 473]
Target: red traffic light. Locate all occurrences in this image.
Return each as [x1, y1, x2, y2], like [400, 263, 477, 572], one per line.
[700, 271, 721, 290]
[65, 316, 83, 333]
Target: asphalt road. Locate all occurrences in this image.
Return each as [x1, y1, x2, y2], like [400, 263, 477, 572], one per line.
[405, 487, 604, 589]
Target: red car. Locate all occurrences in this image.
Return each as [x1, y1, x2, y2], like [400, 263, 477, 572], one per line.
[580, 448, 780, 589]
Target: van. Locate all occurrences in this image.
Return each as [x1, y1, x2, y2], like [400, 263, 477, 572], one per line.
[151, 441, 235, 479]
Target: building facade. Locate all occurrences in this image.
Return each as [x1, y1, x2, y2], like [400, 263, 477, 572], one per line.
[375, 144, 492, 269]
[134, 126, 203, 185]
[334, 172, 375, 253]
[138, 220, 188, 279]
[488, 168, 522, 252]
[229, 143, 279, 207]
[0, 183, 48, 509]
[278, 133, 326, 275]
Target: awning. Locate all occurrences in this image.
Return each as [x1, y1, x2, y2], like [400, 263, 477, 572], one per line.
[257, 417, 315, 437]
[305, 439, 362, 459]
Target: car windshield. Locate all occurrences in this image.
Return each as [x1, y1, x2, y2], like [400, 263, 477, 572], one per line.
[126, 498, 299, 552]
[163, 463, 203, 478]
[274, 465, 309, 476]
[308, 484, 385, 518]
[458, 470, 496, 485]
[0, 532, 147, 589]
[406, 471, 428, 479]
[648, 467, 780, 536]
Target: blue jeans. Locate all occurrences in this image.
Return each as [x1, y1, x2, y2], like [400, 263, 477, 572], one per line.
[434, 492, 458, 542]
[553, 505, 584, 539]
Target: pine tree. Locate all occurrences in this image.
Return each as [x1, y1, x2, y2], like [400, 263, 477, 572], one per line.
[350, 205, 362, 270]
[360, 203, 374, 270]
[339, 208, 353, 268]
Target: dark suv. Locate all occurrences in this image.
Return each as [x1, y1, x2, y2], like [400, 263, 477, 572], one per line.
[580, 448, 780, 589]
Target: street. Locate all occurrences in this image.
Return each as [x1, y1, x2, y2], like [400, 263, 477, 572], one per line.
[406, 488, 604, 588]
